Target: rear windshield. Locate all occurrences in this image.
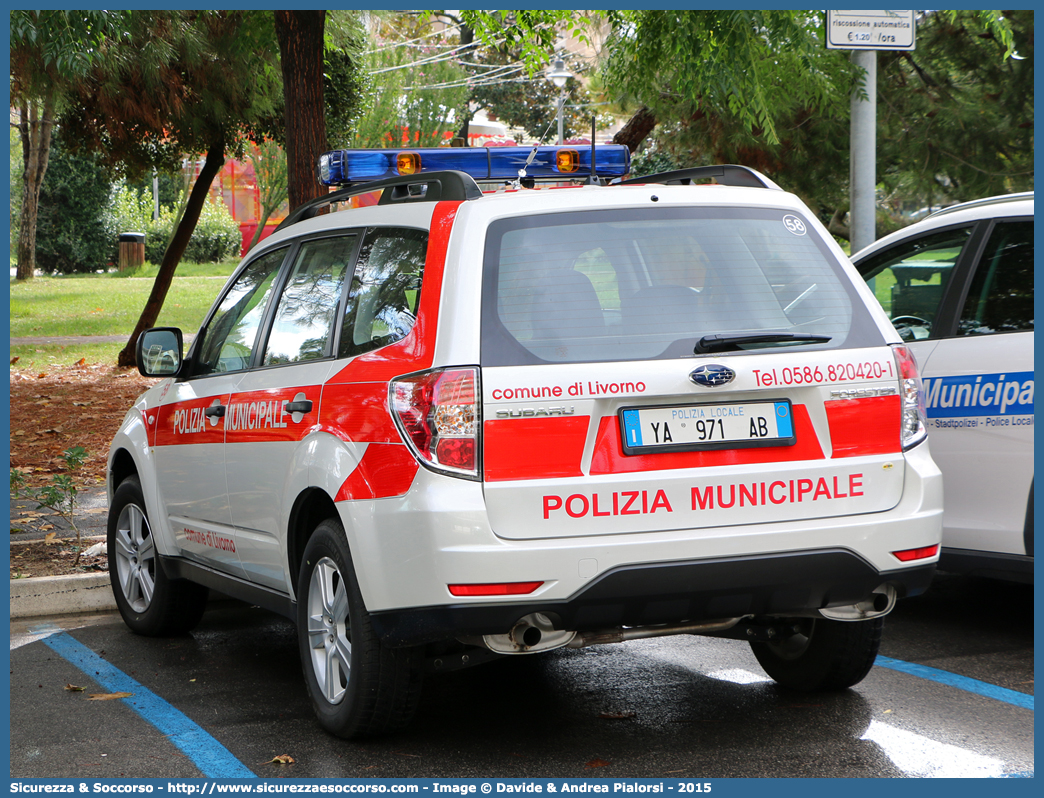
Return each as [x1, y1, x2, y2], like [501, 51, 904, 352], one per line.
[481, 206, 883, 365]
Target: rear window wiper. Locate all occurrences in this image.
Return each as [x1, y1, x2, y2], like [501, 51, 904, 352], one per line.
[694, 332, 832, 354]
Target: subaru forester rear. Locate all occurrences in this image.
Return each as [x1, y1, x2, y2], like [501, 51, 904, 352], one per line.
[110, 150, 942, 739]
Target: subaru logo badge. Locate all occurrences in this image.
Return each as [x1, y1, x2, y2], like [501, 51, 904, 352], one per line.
[690, 364, 735, 388]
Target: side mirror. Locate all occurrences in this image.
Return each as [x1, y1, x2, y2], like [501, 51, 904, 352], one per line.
[136, 328, 184, 377]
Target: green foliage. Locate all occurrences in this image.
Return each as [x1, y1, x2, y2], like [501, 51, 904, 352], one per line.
[11, 447, 90, 556]
[34, 133, 118, 274]
[876, 9, 1033, 207]
[460, 11, 573, 74]
[145, 197, 241, 264]
[351, 13, 469, 149]
[108, 183, 155, 237]
[323, 12, 369, 147]
[465, 48, 606, 143]
[599, 11, 854, 147]
[607, 9, 1030, 226]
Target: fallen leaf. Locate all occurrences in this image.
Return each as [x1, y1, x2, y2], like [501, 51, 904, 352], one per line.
[599, 711, 636, 720]
[44, 532, 58, 545]
[40, 524, 54, 531]
[65, 684, 86, 692]
[585, 759, 611, 769]
[88, 692, 133, 701]
[260, 755, 295, 765]
[10, 356, 19, 365]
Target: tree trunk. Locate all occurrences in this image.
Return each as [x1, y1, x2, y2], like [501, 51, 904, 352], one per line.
[275, 10, 328, 211]
[117, 139, 227, 367]
[15, 91, 56, 281]
[612, 106, 658, 154]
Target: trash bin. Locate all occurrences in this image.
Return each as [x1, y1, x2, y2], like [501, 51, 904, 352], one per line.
[118, 232, 145, 271]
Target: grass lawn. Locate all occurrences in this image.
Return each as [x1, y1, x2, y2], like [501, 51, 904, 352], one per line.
[9, 260, 237, 371]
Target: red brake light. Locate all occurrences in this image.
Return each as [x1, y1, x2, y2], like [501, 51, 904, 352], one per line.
[892, 544, 939, 562]
[390, 367, 480, 479]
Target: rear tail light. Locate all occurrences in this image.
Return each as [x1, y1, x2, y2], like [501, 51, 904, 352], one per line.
[389, 367, 480, 479]
[891, 345, 928, 451]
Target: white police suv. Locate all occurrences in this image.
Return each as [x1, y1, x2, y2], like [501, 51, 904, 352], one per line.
[108, 145, 942, 738]
[852, 193, 1033, 582]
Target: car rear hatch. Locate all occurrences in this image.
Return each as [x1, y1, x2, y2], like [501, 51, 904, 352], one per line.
[478, 201, 916, 540]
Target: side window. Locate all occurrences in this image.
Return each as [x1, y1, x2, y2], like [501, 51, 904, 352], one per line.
[338, 227, 427, 358]
[193, 247, 287, 376]
[957, 220, 1034, 336]
[857, 226, 972, 341]
[262, 236, 355, 366]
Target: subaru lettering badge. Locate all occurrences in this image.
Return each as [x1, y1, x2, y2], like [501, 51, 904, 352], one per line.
[690, 364, 735, 388]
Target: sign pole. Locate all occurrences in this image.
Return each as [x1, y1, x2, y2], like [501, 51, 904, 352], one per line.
[827, 10, 915, 254]
[850, 49, 877, 255]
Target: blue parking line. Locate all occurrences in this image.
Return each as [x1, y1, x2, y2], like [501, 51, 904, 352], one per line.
[876, 655, 1034, 711]
[44, 632, 257, 778]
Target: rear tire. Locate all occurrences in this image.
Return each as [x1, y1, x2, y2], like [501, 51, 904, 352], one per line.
[297, 519, 423, 738]
[750, 617, 882, 691]
[108, 476, 209, 636]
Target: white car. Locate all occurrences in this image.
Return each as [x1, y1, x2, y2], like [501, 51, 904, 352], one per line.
[108, 146, 942, 738]
[852, 193, 1033, 582]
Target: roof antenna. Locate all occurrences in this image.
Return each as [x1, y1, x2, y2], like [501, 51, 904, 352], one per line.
[586, 116, 600, 185]
[512, 117, 557, 190]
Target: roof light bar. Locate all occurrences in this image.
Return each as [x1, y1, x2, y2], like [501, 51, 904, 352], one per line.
[318, 145, 630, 186]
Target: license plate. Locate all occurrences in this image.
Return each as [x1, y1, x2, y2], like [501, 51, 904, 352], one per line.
[619, 400, 795, 454]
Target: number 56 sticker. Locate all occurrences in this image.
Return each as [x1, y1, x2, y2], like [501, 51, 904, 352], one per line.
[783, 214, 807, 235]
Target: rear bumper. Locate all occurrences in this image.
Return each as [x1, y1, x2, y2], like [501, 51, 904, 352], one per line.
[370, 549, 935, 646]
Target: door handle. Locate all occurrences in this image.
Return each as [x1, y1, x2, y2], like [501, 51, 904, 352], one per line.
[284, 400, 313, 414]
[204, 405, 226, 419]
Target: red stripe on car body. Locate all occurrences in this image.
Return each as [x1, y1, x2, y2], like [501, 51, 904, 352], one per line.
[335, 443, 420, 501]
[153, 397, 229, 447]
[484, 416, 591, 481]
[224, 386, 321, 444]
[826, 395, 903, 457]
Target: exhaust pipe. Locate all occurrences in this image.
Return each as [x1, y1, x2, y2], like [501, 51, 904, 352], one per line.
[481, 613, 577, 654]
[819, 583, 897, 621]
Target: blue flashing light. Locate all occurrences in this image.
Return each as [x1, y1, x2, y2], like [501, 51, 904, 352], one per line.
[318, 145, 631, 186]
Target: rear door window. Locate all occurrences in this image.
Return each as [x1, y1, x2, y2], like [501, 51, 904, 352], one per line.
[957, 220, 1033, 336]
[482, 207, 878, 365]
[338, 227, 427, 358]
[261, 235, 356, 366]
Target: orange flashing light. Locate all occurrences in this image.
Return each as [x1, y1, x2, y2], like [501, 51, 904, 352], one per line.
[397, 152, 421, 175]
[556, 149, 580, 173]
